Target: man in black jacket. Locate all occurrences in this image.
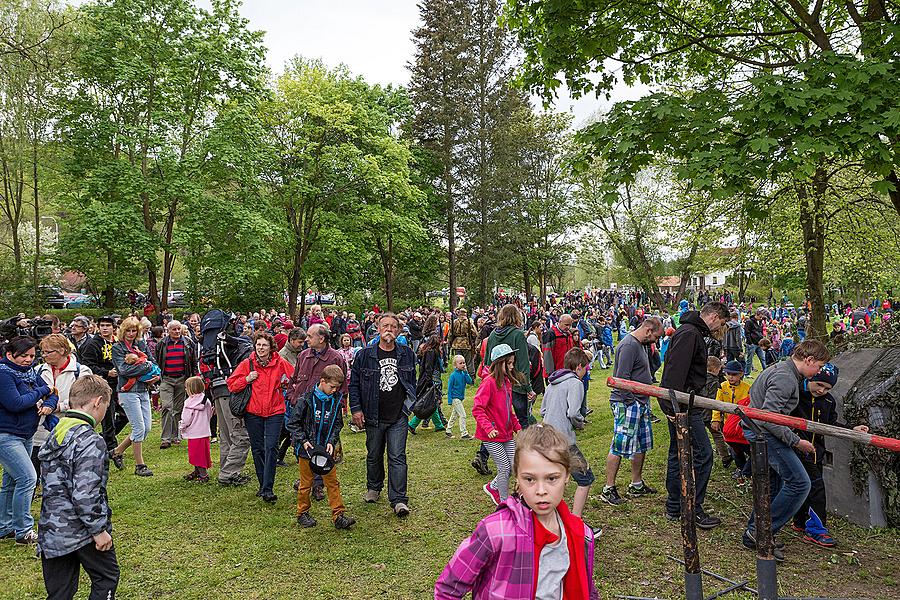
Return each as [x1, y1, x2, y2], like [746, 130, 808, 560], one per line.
[743, 308, 766, 375]
[660, 302, 729, 528]
[79, 316, 122, 462]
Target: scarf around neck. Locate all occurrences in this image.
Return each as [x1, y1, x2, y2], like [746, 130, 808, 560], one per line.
[0, 359, 38, 385]
[254, 351, 271, 368]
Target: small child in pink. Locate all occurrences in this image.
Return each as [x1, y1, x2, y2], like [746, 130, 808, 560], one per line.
[179, 376, 214, 483]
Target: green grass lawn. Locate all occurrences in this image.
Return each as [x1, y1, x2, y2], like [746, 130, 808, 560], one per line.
[3, 368, 898, 599]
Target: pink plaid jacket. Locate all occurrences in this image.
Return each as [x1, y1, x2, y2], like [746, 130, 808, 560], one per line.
[435, 496, 600, 600]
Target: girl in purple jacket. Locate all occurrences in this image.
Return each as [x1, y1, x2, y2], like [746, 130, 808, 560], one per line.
[435, 424, 600, 600]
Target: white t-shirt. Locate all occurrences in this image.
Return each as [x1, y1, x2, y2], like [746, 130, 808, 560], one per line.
[535, 513, 570, 600]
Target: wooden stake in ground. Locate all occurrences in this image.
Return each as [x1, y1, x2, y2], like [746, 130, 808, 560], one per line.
[605, 377, 900, 452]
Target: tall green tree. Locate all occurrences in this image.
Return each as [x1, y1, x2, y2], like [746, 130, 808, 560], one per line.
[0, 0, 72, 302]
[59, 0, 266, 309]
[408, 0, 471, 310]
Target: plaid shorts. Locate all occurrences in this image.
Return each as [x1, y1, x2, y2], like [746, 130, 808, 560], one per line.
[610, 402, 654, 458]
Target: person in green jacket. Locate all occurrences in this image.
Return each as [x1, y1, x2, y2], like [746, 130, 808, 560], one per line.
[483, 304, 535, 428]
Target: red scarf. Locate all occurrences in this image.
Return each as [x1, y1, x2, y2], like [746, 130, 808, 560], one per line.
[531, 500, 588, 600]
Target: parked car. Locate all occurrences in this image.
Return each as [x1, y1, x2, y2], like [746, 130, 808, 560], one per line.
[64, 293, 95, 309]
[40, 286, 66, 309]
[168, 290, 188, 308]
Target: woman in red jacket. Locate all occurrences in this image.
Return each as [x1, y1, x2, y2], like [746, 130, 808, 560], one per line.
[227, 332, 292, 503]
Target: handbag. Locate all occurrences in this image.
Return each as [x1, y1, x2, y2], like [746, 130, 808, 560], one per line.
[411, 381, 440, 420]
[229, 358, 254, 417]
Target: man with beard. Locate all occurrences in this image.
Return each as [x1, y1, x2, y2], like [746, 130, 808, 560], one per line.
[349, 313, 417, 518]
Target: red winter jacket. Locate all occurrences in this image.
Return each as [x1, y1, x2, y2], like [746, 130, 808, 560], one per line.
[227, 353, 293, 418]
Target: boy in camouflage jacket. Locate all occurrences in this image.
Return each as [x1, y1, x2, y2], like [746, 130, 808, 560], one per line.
[38, 375, 119, 599]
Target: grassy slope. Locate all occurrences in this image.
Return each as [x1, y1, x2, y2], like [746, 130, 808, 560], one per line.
[2, 367, 898, 599]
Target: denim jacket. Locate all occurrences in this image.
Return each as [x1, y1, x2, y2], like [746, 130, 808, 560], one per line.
[348, 343, 417, 425]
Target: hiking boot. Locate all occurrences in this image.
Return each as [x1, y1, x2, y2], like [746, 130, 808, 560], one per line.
[626, 481, 657, 497]
[483, 483, 501, 506]
[742, 530, 785, 562]
[297, 512, 317, 528]
[445, 431, 453, 438]
[110, 452, 125, 471]
[461, 434, 473, 440]
[394, 503, 410, 517]
[234, 474, 251, 485]
[15, 530, 38, 545]
[1, 530, 15, 540]
[471, 455, 492, 476]
[159, 441, 171, 450]
[696, 511, 721, 530]
[334, 513, 356, 530]
[722, 455, 734, 468]
[262, 493, 277, 504]
[134, 464, 154, 477]
[363, 489, 380, 503]
[600, 486, 627, 506]
[665, 511, 680, 521]
[312, 485, 325, 501]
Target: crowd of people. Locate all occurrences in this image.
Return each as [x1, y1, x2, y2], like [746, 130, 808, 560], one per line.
[0, 287, 894, 598]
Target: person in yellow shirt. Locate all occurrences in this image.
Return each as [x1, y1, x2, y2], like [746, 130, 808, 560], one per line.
[712, 360, 751, 432]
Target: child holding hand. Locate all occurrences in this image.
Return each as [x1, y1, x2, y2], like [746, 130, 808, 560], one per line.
[472, 344, 523, 505]
[445, 355, 473, 439]
[179, 376, 214, 483]
[435, 424, 600, 600]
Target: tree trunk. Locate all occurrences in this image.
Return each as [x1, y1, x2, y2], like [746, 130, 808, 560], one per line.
[103, 250, 115, 308]
[888, 170, 900, 217]
[287, 235, 304, 320]
[298, 274, 307, 320]
[797, 170, 828, 339]
[31, 138, 40, 310]
[445, 141, 458, 312]
[376, 234, 395, 313]
[522, 258, 531, 300]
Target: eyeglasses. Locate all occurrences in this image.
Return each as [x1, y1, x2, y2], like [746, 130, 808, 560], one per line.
[42, 349, 61, 355]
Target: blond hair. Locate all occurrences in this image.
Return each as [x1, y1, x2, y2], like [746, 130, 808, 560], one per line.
[40, 333, 72, 358]
[117, 316, 141, 341]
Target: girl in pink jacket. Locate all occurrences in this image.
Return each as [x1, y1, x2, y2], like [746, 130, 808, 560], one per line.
[472, 344, 522, 505]
[436, 424, 600, 600]
[179, 377, 214, 483]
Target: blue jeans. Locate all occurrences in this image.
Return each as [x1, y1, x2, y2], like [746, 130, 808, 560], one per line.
[744, 430, 811, 535]
[744, 344, 766, 375]
[665, 413, 713, 516]
[0, 432, 36, 537]
[365, 419, 408, 507]
[118, 391, 152, 442]
[244, 414, 283, 496]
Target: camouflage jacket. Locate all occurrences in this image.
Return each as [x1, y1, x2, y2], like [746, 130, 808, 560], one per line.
[38, 411, 112, 559]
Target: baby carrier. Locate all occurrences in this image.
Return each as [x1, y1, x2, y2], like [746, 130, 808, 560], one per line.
[198, 309, 252, 399]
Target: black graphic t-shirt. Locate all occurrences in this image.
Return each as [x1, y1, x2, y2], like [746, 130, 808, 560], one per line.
[377, 346, 404, 424]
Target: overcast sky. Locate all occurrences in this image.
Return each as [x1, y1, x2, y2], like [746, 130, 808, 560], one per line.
[233, 0, 648, 128]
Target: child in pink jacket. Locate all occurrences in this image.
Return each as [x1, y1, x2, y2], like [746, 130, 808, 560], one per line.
[179, 376, 214, 483]
[436, 424, 600, 600]
[472, 344, 522, 505]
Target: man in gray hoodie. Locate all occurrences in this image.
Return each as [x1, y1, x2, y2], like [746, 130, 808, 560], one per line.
[540, 347, 593, 517]
[741, 339, 827, 561]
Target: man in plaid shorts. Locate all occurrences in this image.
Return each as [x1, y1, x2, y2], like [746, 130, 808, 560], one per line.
[601, 317, 663, 505]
